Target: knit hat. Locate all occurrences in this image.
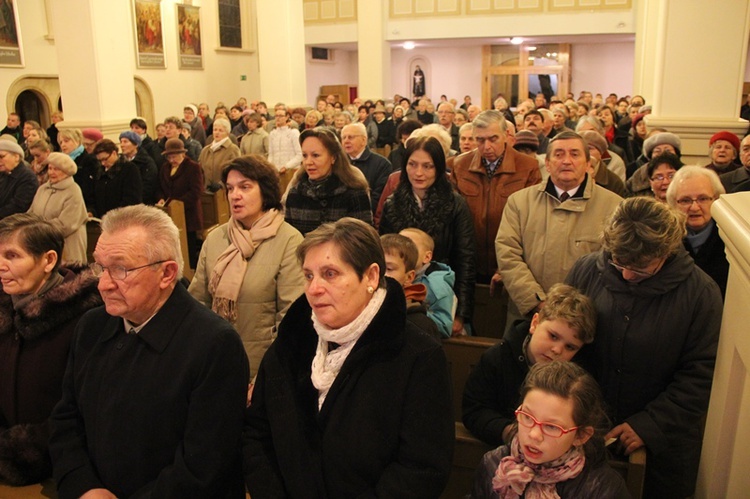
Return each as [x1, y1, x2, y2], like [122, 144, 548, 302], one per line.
[0, 139, 24, 156]
[580, 130, 608, 156]
[632, 113, 646, 129]
[643, 132, 681, 159]
[119, 130, 142, 147]
[709, 131, 740, 152]
[44, 152, 78, 176]
[162, 138, 187, 155]
[0, 134, 18, 143]
[373, 104, 387, 115]
[184, 104, 198, 117]
[82, 128, 104, 142]
[513, 130, 539, 151]
[181, 122, 192, 132]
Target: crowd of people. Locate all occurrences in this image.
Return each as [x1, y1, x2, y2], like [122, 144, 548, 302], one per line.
[0, 87, 744, 498]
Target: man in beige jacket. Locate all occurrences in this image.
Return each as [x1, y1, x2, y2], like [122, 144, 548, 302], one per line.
[496, 131, 622, 322]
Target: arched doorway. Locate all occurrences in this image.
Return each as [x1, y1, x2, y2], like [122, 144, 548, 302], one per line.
[15, 89, 50, 127]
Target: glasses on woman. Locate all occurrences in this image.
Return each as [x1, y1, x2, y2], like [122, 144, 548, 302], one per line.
[608, 259, 662, 279]
[90, 260, 167, 281]
[675, 196, 714, 207]
[650, 172, 675, 182]
[514, 408, 579, 438]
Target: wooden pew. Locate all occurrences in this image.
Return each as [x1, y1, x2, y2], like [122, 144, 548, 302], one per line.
[201, 189, 229, 240]
[471, 283, 507, 338]
[443, 335, 500, 422]
[160, 199, 193, 281]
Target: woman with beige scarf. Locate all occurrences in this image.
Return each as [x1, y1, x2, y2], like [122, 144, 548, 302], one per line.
[189, 156, 305, 376]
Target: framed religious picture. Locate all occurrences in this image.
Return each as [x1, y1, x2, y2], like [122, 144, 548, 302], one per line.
[0, 0, 24, 67]
[176, 3, 202, 69]
[132, 0, 166, 68]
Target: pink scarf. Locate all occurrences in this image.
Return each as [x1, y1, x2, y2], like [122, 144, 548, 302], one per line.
[209, 210, 284, 321]
[492, 436, 585, 499]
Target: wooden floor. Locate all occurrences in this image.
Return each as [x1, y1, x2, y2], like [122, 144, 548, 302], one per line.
[0, 479, 57, 498]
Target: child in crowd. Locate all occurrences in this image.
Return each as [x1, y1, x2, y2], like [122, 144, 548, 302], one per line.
[462, 284, 596, 447]
[471, 361, 629, 498]
[381, 234, 440, 340]
[399, 228, 456, 338]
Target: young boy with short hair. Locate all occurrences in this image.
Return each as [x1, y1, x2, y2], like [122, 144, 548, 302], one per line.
[399, 228, 456, 338]
[381, 234, 440, 340]
[461, 283, 596, 446]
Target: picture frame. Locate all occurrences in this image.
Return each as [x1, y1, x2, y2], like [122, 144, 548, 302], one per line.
[0, 0, 24, 68]
[176, 3, 202, 69]
[132, 0, 166, 69]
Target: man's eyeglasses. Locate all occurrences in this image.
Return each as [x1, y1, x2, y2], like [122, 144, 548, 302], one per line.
[675, 196, 713, 207]
[90, 260, 168, 281]
[515, 408, 579, 438]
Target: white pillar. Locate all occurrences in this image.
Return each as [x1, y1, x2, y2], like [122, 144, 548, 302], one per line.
[634, 0, 750, 163]
[256, 0, 307, 106]
[356, 0, 390, 101]
[49, 0, 136, 137]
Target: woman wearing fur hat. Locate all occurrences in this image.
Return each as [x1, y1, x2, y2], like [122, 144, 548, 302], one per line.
[28, 152, 88, 264]
[0, 213, 102, 486]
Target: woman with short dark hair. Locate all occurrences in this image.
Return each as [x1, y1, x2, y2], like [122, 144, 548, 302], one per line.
[0, 213, 102, 485]
[243, 217, 453, 498]
[189, 156, 304, 376]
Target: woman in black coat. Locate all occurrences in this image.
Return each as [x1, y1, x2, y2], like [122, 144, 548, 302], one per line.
[566, 197, 722, 499]
[380, 136, 476, 334]
[243, 218, 454, 499]
[0, 213, 102, 485]
[90, 139, 143, 218]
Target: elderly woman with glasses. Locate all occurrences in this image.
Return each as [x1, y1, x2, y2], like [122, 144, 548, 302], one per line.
[646, 152, 682, 202]
[0, 213, 101, 485]
[565, 196, 722, 498]
[243, 217, 453, 498]
[667, 165, 728, 298]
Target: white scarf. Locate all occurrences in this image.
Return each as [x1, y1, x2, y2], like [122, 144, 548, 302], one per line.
[310, 287, 386, 410]
[210, 136, 229, 151]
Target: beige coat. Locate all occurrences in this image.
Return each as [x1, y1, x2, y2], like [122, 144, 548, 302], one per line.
[188, 220, 305, 376]
[240, 128, 270, 157]
[28, 176, 88, 264]
[496, 176, 622, 314]
[198, 140, 241, 186]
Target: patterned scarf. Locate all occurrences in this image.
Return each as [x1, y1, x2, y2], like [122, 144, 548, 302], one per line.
[208, 210, 284, 321]
[492, 436, 585, 499]
[310, 287, 386, 409]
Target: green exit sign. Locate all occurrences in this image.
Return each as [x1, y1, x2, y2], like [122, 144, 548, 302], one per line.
[240, 75, 247, 81]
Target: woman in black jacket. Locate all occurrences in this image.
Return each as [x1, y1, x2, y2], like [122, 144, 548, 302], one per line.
[380, 136, 476, 334]
[90, 139, 143, 218]
[243, 218, 453, 498]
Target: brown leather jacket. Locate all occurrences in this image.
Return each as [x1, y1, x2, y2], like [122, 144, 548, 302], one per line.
[450, 147, 541, 278]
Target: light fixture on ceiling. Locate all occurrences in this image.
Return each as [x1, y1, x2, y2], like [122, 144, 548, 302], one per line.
[403, 41, 415, 50]
[526, 46, 537, 51]
[510, 37, 523, 45]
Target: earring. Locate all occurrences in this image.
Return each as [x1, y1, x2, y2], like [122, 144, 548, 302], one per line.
[367, 286, 374, 294]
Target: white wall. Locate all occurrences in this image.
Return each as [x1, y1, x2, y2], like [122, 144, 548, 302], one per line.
[305, 47, 358, 106]
[570, 42, 635, 98]
[2, 0, 260, 124]
[390, 46, 483, 104]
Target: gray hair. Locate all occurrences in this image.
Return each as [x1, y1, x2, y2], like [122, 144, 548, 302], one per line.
[409, 124, 452, 156]
[666, 165, 726, 206]
[100, 205, 184, 278]
[472, 110, 507, 132]
[494, 96, 509, 111]
[575, 116, 603, 134]
[459, 122, 474, 135]
[343, 122, 368, 139]
[212, 118, 231, 134]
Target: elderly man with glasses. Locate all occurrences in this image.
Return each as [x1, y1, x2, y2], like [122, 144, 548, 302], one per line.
[49, 205, 249, 499]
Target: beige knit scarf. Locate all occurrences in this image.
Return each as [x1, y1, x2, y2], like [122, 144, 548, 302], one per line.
[209, 210, 284, 321]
